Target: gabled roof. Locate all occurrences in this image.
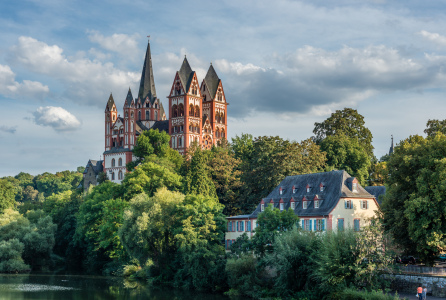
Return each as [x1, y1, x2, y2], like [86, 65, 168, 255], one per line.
[84, 160, 103, 175]
[178, 57, 194, 93]
[250, 170, 374, 218]
[203, 64, 220, 99]
[124, 88, 133, 107]
[151, 120, 169, 133]
[106, 94, 115, 111]
[364, 186, 386, 205]
[138, 41, 157, 102]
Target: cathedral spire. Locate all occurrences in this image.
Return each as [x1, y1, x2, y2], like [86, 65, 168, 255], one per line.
[106, 93, 115, 111]
[178, 57, 194, 92]
[124, 87, 133, 107]
[138, 40, 157, 102]
[389, 135, 394, 155]
[204, 63, 220, 99]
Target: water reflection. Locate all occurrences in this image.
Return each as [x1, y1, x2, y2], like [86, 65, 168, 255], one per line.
[0, 274, 229, 300]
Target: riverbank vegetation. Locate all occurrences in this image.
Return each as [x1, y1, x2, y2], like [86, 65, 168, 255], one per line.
[1, 108, 445, 299]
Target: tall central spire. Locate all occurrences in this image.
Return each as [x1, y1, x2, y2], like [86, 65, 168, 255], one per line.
[138, 40, 157, 101]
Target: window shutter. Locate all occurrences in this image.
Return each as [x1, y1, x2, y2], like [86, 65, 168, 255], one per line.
[322, 219, 325, 231]
[301, 220, 304, 230]
[314, 219, 317, 231]
[232, 222, 235, 232]
[309, 220, 313, 231]
[345, 200, 347, 209]
[241, 221, 244, 231]
[366, 200, 368, 209]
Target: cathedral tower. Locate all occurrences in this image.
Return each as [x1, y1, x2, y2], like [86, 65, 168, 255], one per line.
[123, 88, 135, 149]
[104, 93, 117, 151]
[168, 57, 202, 154]
[200, 64, 228, 149]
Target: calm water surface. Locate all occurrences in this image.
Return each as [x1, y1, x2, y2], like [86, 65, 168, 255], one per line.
[0, 274, 230, 300]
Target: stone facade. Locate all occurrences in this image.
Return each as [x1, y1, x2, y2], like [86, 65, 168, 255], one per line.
[389, 274, 446, 297]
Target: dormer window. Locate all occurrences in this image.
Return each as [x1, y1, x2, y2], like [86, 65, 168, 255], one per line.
[303, 201, 308, 209]
[292, 185, 296, 194]
[290, 198, 296, 210]
[306, 184, 311, 193]
[280, 203, 284, 211]
[261, 204, 264, 211]
[314, 200, 319, 208]
[320, 183, 325, 192]
[352, 183, 358, 192]
[279, 187, 283, 195]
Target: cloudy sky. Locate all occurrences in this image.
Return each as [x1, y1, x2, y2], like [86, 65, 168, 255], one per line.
[1, 0, 446, 177]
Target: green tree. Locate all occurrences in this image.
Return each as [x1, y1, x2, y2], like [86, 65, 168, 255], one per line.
[22, 186, 39, 202]
[231, 133, 254, 162]
[369, 161, 389, 186]
[183, 145, 217, 198]
[209, 140, 243, 216]
[0, 179, 16, 212]
[313, 108, 374, 159]
[0, 238, 30, 273]
[251, 205, 299, 255]
[239, 136, 326, 213]
[425, 119, 446, 137]
[381, 133, 446, 264]
[319, 133, 371, 185]
[121, 158, 182, 200]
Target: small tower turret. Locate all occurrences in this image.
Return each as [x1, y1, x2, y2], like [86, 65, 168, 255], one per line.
[105, 93, 117, 151]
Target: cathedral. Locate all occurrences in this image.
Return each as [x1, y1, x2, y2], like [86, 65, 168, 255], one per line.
[91, 40, 228, 186]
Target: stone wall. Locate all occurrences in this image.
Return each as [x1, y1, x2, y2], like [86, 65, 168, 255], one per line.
[389, 274, 446, 297]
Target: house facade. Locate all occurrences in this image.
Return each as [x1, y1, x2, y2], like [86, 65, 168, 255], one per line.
[225, 170, 380, 249]
[82, 159, 103, 192]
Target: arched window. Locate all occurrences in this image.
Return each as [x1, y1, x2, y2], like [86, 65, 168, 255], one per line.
[217, 91, 222, 101]
[125, 112, 128, 118]
[178, 104, 184, 117]
[172, 105, 178, 118]
[189, 104, 194, 116]
[146, 102, 150, 108]
[176, 82, 181, 95]
[131, 112, 134, 118]
[195, 106, 200, 118]
[146, 111, 150, 120]
[221, 112, 225, 124]
[111, 172, 115, 180]
[118, 158, 122, 166]
[155, 111, 158, 120]
[221, 129, 225, 138]
[112, 158, 115, 167]
[118, 171, 123, 180]
[216, 129, 220, 138]
[138, 111, 141, 120]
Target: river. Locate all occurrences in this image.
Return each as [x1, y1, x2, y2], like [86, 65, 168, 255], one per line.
[0, 274, 230, 300]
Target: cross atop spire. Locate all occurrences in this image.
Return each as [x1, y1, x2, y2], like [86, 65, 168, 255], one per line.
[138, 39, 157, 102]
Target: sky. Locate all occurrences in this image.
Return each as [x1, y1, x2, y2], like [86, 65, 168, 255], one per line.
[1, 0, 446, 177]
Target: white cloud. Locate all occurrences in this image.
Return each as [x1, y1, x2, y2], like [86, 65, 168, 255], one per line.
[9, 36, 139, 106]
[0, 64, 49, 99]
[87, 31, 140, 58]
[419, 30, 446, 47]
[32, 106, 81, 131]
[216, 45, 446, 117]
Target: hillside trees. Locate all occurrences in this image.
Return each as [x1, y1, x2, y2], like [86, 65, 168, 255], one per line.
[0, 179, 16, 212]
[381, 133, 446, 264]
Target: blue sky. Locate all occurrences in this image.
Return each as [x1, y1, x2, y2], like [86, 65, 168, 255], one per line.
[1, 0, 446, 176]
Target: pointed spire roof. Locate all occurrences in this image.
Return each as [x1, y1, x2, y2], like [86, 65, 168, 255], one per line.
[204, 63, 220, 99]
[389, 135, 394, 155]
[138, 40, 157, 102]
[106, 93, 115, 111]
[125, 88, 133, 107]
[178, 56, 194, 92]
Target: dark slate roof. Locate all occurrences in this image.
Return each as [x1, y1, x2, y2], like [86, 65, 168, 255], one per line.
[364, 186, 386, 205]
[103, 147, 131, 154]
[151, 120, 169, 133]
[227, 215, 252, 219]
[203, 64, 220, 99]
[178, 57, 194, 93]
[136, 120, 150, 131]
[84, 160, 103, 175]
[138, 41, 157, 102]
[106, 94, 115, 111]
[249, 170, 374, 218]
[125, 88, 133, 107]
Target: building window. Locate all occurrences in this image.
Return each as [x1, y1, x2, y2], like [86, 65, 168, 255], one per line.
[118, 158, 122, 166]
[314, 200, 319, 208]
[246, 221, 251, 232]
[279, 187, 282, 195]
[195, 106, 200, 117]
[118, 171, 123, 180]
[179, 137, 182, 147]
[292, 186, 296, 194]
[337, 219, 344, 231]
[172, 105, 178, 118]
[155, 111, 158, 120]
[361, 200, 368, 209]
[320, 185, 325, 192]
[290, 201, 295, 210]
[228, 221, 232, 232]
[146, 111, 150, 120]
[306, 186, 311, 193]
[353, 183, 358, 192]
[111, 158, 115, 167]
[316, 219, 325, 231]
[303, 201, 308, 209]
[302, 219, 311, 231]
[232, 222, 235, 232]
[261, 204, 264, 212]
[138, 111, 141, 120]
[280, 203, 284, 211]
[239, 221, 244, 232]
[354, 219, 360, 232]
[345, 200, 353, 209]
[111, 172, 115, 180]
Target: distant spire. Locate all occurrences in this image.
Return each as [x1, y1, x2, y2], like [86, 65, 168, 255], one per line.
[389, 135, 394, 155]
[138, 40, 157, 102]
[204, 63, 220, 99]
[106, 93, 115, 111]
[178, 56, 194, 92]
[124, 87, 133, 107]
